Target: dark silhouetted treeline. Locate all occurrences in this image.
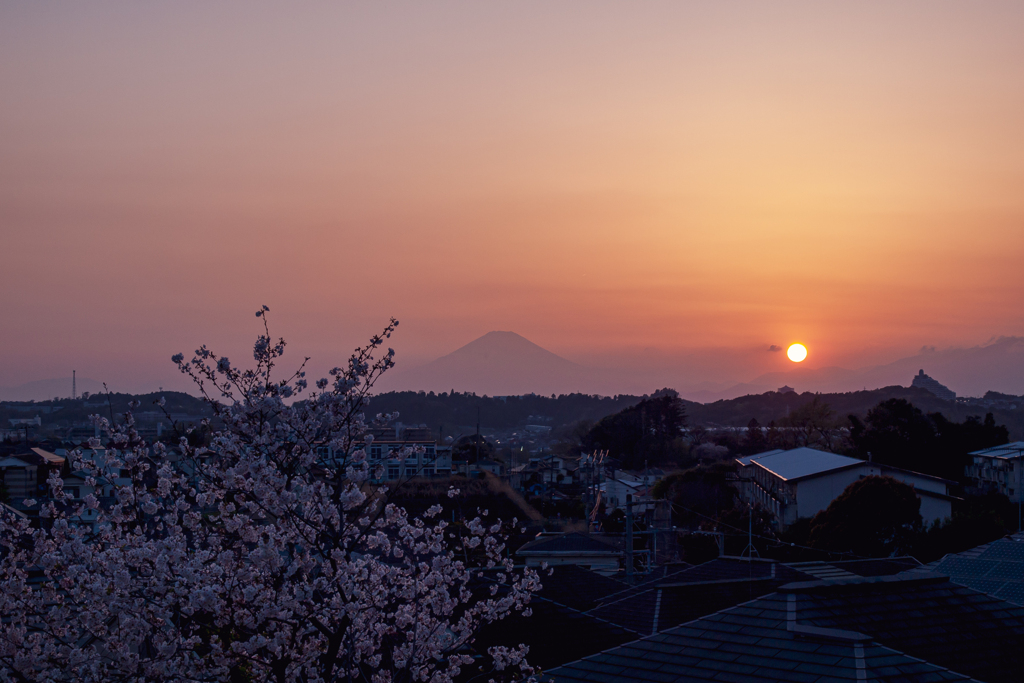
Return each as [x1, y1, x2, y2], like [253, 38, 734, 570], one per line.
[849, 398, 1008, 482]
[363, 391, 644, 434]
[685, 385, 1024, 439]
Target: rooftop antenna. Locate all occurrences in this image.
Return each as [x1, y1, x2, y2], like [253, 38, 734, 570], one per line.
[72, 370, 76, 400]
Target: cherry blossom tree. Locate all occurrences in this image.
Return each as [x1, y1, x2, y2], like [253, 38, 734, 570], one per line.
[0, 310, 540, 683]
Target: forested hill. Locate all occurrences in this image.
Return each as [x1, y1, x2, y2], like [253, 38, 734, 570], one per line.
[7, 386, 1021, 440]
[363, 386, 1024, 439]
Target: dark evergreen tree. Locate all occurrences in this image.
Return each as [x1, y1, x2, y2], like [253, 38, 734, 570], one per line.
[580, 394, 687, 469]
[807, 476, 923, 557]
[741, 417, 768, 455]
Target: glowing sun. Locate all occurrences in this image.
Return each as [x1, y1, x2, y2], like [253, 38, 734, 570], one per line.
[787, 343, 808, 362]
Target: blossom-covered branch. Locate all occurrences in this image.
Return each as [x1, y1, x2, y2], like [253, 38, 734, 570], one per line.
[0, 310, 540, 683]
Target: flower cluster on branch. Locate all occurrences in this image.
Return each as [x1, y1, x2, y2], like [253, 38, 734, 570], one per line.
[0, 311, 540, 683]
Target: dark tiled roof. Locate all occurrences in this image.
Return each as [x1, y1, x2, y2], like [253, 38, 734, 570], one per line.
[516, 532, 621, 555]
[548, 586, 981, 683]
[588, 578, 780, 636]
[785, 574, 1024, 683]
[827, 557, 922, 577]
[926, 533, 1024, 605]
[474, 591, 636, 670]
[536, 564, 628, 612]
[587, 559, 816, 636]
[598, 563, 696, 595]
[786, 557, 922, 581]
[633, 562, 694, 585]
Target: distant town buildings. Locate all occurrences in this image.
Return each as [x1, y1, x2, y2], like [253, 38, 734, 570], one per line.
[362, 423, 452, 481]
[911, 369, 956, 401]
[777, 385, 796, 394]
[511, 454, 577, 492]
[736, 447, 955, 528]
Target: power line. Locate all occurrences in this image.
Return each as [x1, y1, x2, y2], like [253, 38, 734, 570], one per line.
[663, 499, 875, 560]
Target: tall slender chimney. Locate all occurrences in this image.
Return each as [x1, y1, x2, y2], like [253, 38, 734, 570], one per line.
[73, 370, 76, 400]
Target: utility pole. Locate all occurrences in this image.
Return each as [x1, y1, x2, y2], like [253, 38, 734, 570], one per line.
[625, 494, 634, 585]
[475, 407, 481, 464]
[72, 370, 76, 400]
[741, 503, 759, 559]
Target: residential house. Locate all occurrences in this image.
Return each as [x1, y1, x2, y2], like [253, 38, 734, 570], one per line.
[0, 454, 40, 504]
[515, 531, 623, 575]
[470, 458, 505, 477]
[513, 454, 575, 492]
[68, 447, 133, 497]
[599, 470, 663, 514]
[0, 448, 66, 506]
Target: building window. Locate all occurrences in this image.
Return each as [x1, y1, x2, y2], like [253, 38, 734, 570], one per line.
[425, 444, 436, 457]
[388, 466, 400, 480]
[370, 445, 382, 458]
[422, 467, 434, 477]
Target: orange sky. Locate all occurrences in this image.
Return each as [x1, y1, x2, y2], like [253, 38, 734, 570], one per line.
[2, 2, 1024, 393]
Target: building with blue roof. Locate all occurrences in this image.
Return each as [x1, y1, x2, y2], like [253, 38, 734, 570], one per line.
[736, 447, 956, 529]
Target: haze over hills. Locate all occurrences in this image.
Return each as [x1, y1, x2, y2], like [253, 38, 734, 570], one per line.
[381, 331, 1024, 401]
[7, 336, 1024, 403]
[705, 336, 1024, 401]
[0, 377, 105, 402]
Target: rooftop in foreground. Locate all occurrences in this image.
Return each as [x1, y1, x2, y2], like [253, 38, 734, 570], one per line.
[548, 572, 1024, 683]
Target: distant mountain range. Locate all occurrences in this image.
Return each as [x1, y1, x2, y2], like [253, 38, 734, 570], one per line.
[0, 377, 106, 402]
[383, 331, 602, 396]
[8, 335, 1024, 403]
[382, 331, 1024, 401]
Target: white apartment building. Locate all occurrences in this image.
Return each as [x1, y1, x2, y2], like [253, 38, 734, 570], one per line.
[736, 447, 955, 529]
[965, 442, 1024, 503]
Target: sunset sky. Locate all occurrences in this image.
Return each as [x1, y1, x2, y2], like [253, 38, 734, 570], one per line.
[3, 2, 1024, 395]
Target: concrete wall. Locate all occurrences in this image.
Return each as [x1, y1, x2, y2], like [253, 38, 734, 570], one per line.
[792, 468, 866, 520]
[917, 493, 953, 525]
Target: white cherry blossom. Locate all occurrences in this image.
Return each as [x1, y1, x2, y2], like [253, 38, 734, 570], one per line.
[0, 313, 539, 683]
